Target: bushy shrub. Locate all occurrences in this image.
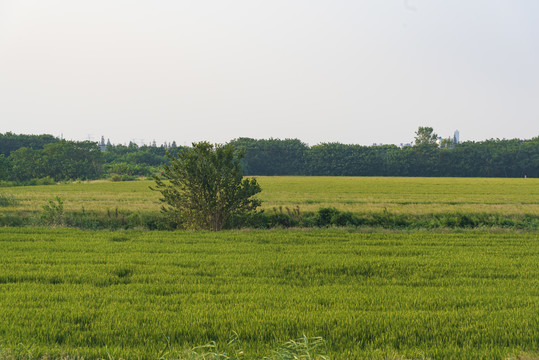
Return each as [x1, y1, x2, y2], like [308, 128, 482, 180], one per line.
[105, 162, 153, 177]
[0, 213, 27, 226]
[330, 211, 361, 227]
[314, 207, 364, 227]
[111, 174, 138, 182]
[17, 177, 57, 186]
[40, 196, 65, 226]
[0, 193, 18, 207]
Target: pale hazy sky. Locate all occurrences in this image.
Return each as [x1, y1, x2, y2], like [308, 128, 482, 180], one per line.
[1, 1, 538, 146]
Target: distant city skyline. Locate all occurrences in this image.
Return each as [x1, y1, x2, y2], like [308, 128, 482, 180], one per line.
[64, 128, 467, 147]
[1, 1, 538, 146]
[7, 122, 535, 148]
[60, 129, 468, 147]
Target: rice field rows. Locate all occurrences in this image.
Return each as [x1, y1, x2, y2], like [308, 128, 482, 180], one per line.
[0, 228, 537, 359]
[1, 177, 538, 216]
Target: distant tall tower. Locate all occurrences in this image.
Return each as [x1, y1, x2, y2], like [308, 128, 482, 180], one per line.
[453, 130, 460, 144]
[99, 136, 107, 152]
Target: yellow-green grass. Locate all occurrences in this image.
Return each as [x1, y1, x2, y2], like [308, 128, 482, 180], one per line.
[0, 228, 537, 359]
[1, 177, 538, 216]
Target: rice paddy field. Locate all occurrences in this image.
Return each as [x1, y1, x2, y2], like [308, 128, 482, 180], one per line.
[0, 177, 538, 359]
[1, 228, 538, 359]
[1, 176, 538, 215]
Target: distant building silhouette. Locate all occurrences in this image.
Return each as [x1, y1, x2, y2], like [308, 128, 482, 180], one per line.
[99, 136, 107, 152]
[453, 130, 460, 144]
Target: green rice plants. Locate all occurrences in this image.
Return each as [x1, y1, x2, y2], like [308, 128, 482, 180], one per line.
[264, 335, 329, 360]
[182, 332, 245, 360]
[1, 228, 536, 358]
[110, 234, 130, 242]
[112, 266, 134, 279]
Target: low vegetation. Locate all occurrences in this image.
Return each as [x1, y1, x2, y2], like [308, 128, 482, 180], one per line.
[0, 177, 537, 230]
[0, 193, 18, 207]
[0, 176, 537, 358]
[0, 228, 537, 359]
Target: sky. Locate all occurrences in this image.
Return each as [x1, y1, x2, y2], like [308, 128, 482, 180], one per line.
[1, 0, 538, 146]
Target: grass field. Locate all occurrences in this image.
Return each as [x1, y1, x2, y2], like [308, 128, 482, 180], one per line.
[1, 177, 538, 359]
[2, 177, 539, 216]
[0, 228, 538, 359]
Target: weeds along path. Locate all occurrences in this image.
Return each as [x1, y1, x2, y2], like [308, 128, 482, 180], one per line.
[0, 228, 537, 359]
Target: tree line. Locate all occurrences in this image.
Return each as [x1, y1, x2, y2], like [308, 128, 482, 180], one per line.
[1, 130, 538, 184]
[0, 132, 185, 183]
[230, 136, 539, 178]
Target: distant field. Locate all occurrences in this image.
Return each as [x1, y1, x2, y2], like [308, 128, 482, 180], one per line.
[2, 177, 538, 215]
[0, 228, 537, 359]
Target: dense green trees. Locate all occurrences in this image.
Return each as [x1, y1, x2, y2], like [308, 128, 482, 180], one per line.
[0, 155, 11, 180]
[0, 132, 58, 156]
[1, 136, 103, 183]
[229, 138, 308, 175]
[235, 137, 539, 178]
[103, 143, 185, 178]
[152, 142, 261, 231]
[1, 132, 538, 183]
[41, 141, 103, 181]
[0, 133, 186, 183]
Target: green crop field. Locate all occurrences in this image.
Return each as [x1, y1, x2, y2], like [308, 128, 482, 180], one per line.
[1, 177, 538, 358]
[2, 177, 538, 215]
[0, 228, 538, 359]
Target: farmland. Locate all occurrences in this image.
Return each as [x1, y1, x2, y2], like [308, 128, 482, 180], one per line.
[0, 228, 538, 359]
[2, 176, 538, 215]
[0, 177, 538, 359]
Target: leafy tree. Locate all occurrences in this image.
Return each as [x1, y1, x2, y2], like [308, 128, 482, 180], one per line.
[8, 147, 43, 181]
[440, 138, 453, 149]
[41, 140, 103, 181]
[0, 132, 58, 156]
[230, 137, 308, 175]
[0, 155, 12, 181]
[414, 126, 438, 146]
[152, 142, 262, 231]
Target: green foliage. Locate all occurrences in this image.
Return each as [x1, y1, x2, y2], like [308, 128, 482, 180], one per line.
[110, 234, 130, 242]
[106, 162, 154, 178]
[8, 147, 43, 181]
[2, 132, 539, 179]
[40, 196, 65, 226]
[0, 132, 58, 156]
[152, 142, 262, 231]
[2, 177, 539, 230]
[2, 206, 538, 230]
[178, 333, 328, 360]
[0, 228, 537, 359]
[266, 336, 329, 360]
[41, 140, 103, 181]
[0, 154, 12, 181]
[0, 193, 18, 207]
[232, 136, 539, 178]
[7, 140, 103, 182]
[230, 138, 308, 176]
[414, 126, 438, 146]
[101, 142, 183, 179]
[110, 173, 138, 182]
[22, 176, 57, 186]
